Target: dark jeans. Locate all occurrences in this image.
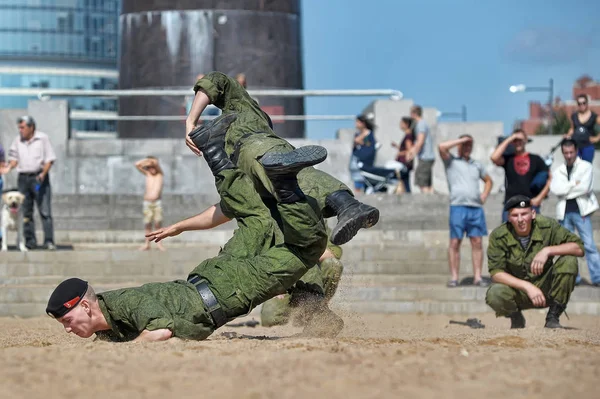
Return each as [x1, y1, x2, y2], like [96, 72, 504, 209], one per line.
[17, 173, 54, 247]
[401, 170, 411, 193]
[578, 145, 595, 163]
[0, 177, 2, 240]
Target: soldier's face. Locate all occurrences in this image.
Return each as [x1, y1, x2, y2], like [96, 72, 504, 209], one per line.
[57, 300, 95, 338]
[508, 208, 535, 236]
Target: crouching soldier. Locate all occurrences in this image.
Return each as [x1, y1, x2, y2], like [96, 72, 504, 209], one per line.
[485, 195, 584, 329]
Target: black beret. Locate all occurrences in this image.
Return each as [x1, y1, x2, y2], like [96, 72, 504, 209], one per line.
[46, 278, 88, 318]
[504, 195, 531, 212]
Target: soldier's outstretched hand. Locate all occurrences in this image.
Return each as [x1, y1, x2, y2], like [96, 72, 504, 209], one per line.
[146, 224, 182, 243]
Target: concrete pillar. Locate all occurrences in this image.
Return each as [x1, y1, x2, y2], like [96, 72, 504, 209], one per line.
[119, 0, 304, 138]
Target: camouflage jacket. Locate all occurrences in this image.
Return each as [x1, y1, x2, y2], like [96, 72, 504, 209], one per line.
[487, 215, 583, 281]
[193, 71, 279, 156]
[95, 281, 214, 342]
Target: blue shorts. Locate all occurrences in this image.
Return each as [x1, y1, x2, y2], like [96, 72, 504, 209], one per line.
[449, 206, 487, 240]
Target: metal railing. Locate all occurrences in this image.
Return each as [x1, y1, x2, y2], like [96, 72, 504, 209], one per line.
[1, 87, 403, 123]
[31, 88, 403, 100]
[69, 110, 359, 122]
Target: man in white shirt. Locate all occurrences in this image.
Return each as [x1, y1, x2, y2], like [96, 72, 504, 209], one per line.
[1, 116, 57, 250]
[550, 138, 600, 286]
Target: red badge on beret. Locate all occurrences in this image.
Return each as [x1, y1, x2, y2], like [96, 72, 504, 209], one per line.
[63, 296, 81, 309]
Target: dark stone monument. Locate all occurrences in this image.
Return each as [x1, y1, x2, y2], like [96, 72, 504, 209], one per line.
[119, 0, 304, 138]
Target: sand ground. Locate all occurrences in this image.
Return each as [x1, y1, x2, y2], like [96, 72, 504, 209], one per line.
[0, 311, 598, 399]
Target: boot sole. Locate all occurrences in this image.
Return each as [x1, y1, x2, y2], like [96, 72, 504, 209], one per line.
[260, 145, 327, 173]
[544, 323, 563, 329]
[330, 204, 380, 245]
[188, 113, 238, 147]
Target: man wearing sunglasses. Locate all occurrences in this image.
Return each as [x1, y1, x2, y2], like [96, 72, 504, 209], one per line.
[565, 94, 600, 162]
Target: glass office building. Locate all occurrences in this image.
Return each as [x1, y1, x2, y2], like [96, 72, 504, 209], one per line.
[0, 0, 120, 132]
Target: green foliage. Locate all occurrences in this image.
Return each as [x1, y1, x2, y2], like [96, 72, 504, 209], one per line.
[534, 108, 571, 135]
[552, 109, 571, 135]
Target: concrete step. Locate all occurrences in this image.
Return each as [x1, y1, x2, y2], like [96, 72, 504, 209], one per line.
[0, 260, 483, 280]
[330, 300, 600, 316]
[333, 284, 600, 303]
[26, 192, 600, 232]
[0, 275, 180, 286]
[344, 260, 486, 275]
[24, 227, 600, 245]
[1, 251, 594, 280]
[31, 192, 600, 233]
[0, 274, 462, 287]
[2, 284, 598, 316]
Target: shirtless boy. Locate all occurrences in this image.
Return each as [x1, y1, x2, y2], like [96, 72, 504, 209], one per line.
[135, 156, 165, 251]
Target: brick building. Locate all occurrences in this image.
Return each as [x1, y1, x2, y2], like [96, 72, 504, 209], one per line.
[520, 75, 600, 135]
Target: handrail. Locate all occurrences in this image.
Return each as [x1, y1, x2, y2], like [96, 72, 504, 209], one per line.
[28, 88, 403, 100]
[69, 110, 357, 121]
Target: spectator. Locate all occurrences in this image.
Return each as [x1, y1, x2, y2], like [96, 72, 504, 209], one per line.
[0, 141, 5, 245]
[407, 105, 435, 194]
[391, 116, 414, 194]
[0, 141, 5, 190]
[439, 135, 493, 287]
[135, 156, 165, 252]
[490, 129, 551, 222]
[1, 116, 56, 250]
[550, 139, 600, 287]
[235, 73, 247, 89]
[349, 115, 376, 193]
[565, 94, 600, 162]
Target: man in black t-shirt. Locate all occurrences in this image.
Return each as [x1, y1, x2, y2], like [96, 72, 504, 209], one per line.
[491, 129, 551, 222]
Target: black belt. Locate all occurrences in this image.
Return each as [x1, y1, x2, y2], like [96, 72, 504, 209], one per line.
[187, 275, 228, 328]
[19, 171, 41, 177]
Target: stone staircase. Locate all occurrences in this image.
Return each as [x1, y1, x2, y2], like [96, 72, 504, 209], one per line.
[1, 229, 599, 318]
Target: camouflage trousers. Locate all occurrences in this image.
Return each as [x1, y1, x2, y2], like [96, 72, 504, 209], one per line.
[485, 255, 578, 317]
[188, 166, 328, 320]
[232, 133, 351, 219]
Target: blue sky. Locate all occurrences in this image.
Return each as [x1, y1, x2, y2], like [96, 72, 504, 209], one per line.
[301, 0, 600, 139]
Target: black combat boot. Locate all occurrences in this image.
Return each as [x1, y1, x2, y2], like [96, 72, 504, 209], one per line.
[260, 145, 327, 204]
[508, 310, 526, 329]
[325, 191, 380, 245]
[545, 301, 566, 329]
[188, 113, 237, 175]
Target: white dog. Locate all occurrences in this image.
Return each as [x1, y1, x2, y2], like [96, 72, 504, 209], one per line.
[1, 190, 27, 252]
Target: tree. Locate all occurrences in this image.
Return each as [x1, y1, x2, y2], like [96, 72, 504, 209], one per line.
[535, 108, 571, 136]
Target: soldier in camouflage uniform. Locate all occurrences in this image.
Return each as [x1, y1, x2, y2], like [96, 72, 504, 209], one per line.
[185, 71, 379, 246]
[485, 195, 584, 329]
[46, 117, 340, 342]
[146, 211, 345, 329]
